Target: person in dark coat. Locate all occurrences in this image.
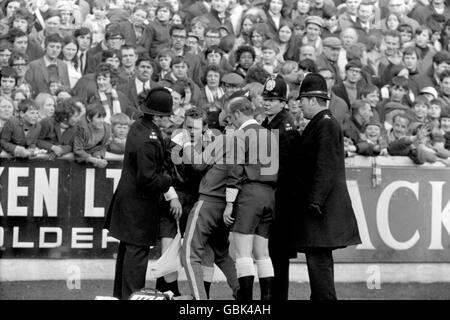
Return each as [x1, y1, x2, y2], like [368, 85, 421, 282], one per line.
[104, 87, 182, 300]
[260, 74, 300, 301]
[292, 73, 361, 300]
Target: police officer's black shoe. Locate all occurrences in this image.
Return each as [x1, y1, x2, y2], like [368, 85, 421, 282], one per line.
[237, 276, 254, 301]
[166, 280, 181, 296]
[259, 277, 274, 301]
[155, 277, 167, 293]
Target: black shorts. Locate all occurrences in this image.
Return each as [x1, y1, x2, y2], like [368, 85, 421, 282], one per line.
[158, 192, 196, 239]
[231, 182, 275, 238]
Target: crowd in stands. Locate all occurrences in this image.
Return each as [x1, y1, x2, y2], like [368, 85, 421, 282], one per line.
[1, 0, 450, 166]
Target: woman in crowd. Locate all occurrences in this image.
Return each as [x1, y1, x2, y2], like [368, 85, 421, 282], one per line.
[276, 21, 300, 62]
[199, 64, 224, 108]
[60, 36, 82, 89]
[250, 23, 272, 64]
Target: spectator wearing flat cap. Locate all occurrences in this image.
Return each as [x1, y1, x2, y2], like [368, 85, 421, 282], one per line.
[221, 72, 245, 97]
[302, 15, 325, 57]
[104, 86, 182, 300]
[316, 36, 343, 84]
[28, 10, 63, 51]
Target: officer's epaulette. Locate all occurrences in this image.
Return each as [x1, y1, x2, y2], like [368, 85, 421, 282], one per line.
[149, 132, 158, 140]
[285, 122, 293, 131]
[323, 114, 331, 120]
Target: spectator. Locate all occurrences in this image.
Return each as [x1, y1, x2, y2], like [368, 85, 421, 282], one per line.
[82, 0, 111, 47]
[36, 98, 82, 160]
[29, 10, 63, 51]
[7, 26, 44, 61]
[107, 112, 131, 155]
[146, 2, 172, 59]
[73, 102, 110, 167]
[35, 92, 56, 120]
[360, 83, 381, 122]
[332, 58, 364, 108]
[276, 21, 300, 62]
[118, 4, 150, 53]
[0, 42, 13, 71]
[199, 64, 224, 107]
[200, 0, 234, 36]
[356, 118, 388, 157]
[0, 98, 41, 158]
[233, 45, 256, 79]
[376, 76, 410, 123]
[0, 95, 15, 134]
[88, 62, 137, 123]
[25, 33, 70, 98]
[8, 51, 28, 85]
[169, 81, 187, 127]
[154, 48, 174, 82]
[73, 27, 93, 76]
[11, 88, 26, 111]
[302, 15, 324, 56]
[317, 36, 343, 83]
[318, 66, 348, 128]
[0, 66, 17, 98]
[119, 45, 137, 80]
[169, 24, 203, 87]
[343, 99, 373, 144]
[60, 35, 82, 89]
[439, 69, 450, 106]
[118, 53, 158, 112]
[280, 60, 301, 91]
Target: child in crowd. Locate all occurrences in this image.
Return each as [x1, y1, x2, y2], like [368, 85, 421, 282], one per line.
[356, 118, 388, 157]
[37, 98, 83, 160]
[376, 76, 411, 123]
[155, 48, 174, 82]
[409, 96, 430, 133]
[107, 112, 131, 155]
[0, 99, 42, 158]
[428, 99, 443, 130]
[82, 0, 111, 47]
[360, 83, 381, 122]
[0, 67, 18, 99]
[49, 76, 66, 98]
[73, 103, 111, 168]
[260, 40, 282, 75]
[440, 107, 450, 151]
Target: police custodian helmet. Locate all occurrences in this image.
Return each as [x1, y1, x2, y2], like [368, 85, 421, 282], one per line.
[297, 73, 330, 101]
[262, 74, 288, 102]
[141, 87, 173, 116]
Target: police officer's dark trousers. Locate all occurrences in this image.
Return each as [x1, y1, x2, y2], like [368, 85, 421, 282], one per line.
[305, 248, 337, 300]
[113, 241, 150, 300]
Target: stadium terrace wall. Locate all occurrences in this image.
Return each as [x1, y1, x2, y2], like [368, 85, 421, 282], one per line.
[1, 155, 450, 262]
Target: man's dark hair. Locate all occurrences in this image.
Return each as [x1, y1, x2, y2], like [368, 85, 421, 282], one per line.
[101, 49, 122, 64]
[45, 33, 64, 47]
[7, 27, 27, 44]
[54, 99, 82, 124]
[170, 24, 187, 36]
[10, 7, 34, 33]
[205, 45, 224, 59]
[8, 51, 29, 66]
[439, 69, 450, 82]
[74, 27, 92, 39]
[433, 51, 450, 65]
[135, 53, 154, 68]
[0, 66, 18, 83]
[171, 56, 190, 68]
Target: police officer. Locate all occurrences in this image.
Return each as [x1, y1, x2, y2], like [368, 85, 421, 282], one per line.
[292, 73, 361, 300]
[104, 87, 180, 300]
[261, 74, 300, 301]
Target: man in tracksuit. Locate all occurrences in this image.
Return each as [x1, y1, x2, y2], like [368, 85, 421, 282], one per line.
[181, 129, 240, 300]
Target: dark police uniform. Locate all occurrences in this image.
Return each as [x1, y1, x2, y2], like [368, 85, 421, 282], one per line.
[291, 74, 361, 300]
[104, 87, 174, 300]
[261, 75, 300, 301]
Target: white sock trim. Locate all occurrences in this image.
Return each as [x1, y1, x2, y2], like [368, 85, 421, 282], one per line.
[236, 257, 255, 278]
[255, 258, 274, 278]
